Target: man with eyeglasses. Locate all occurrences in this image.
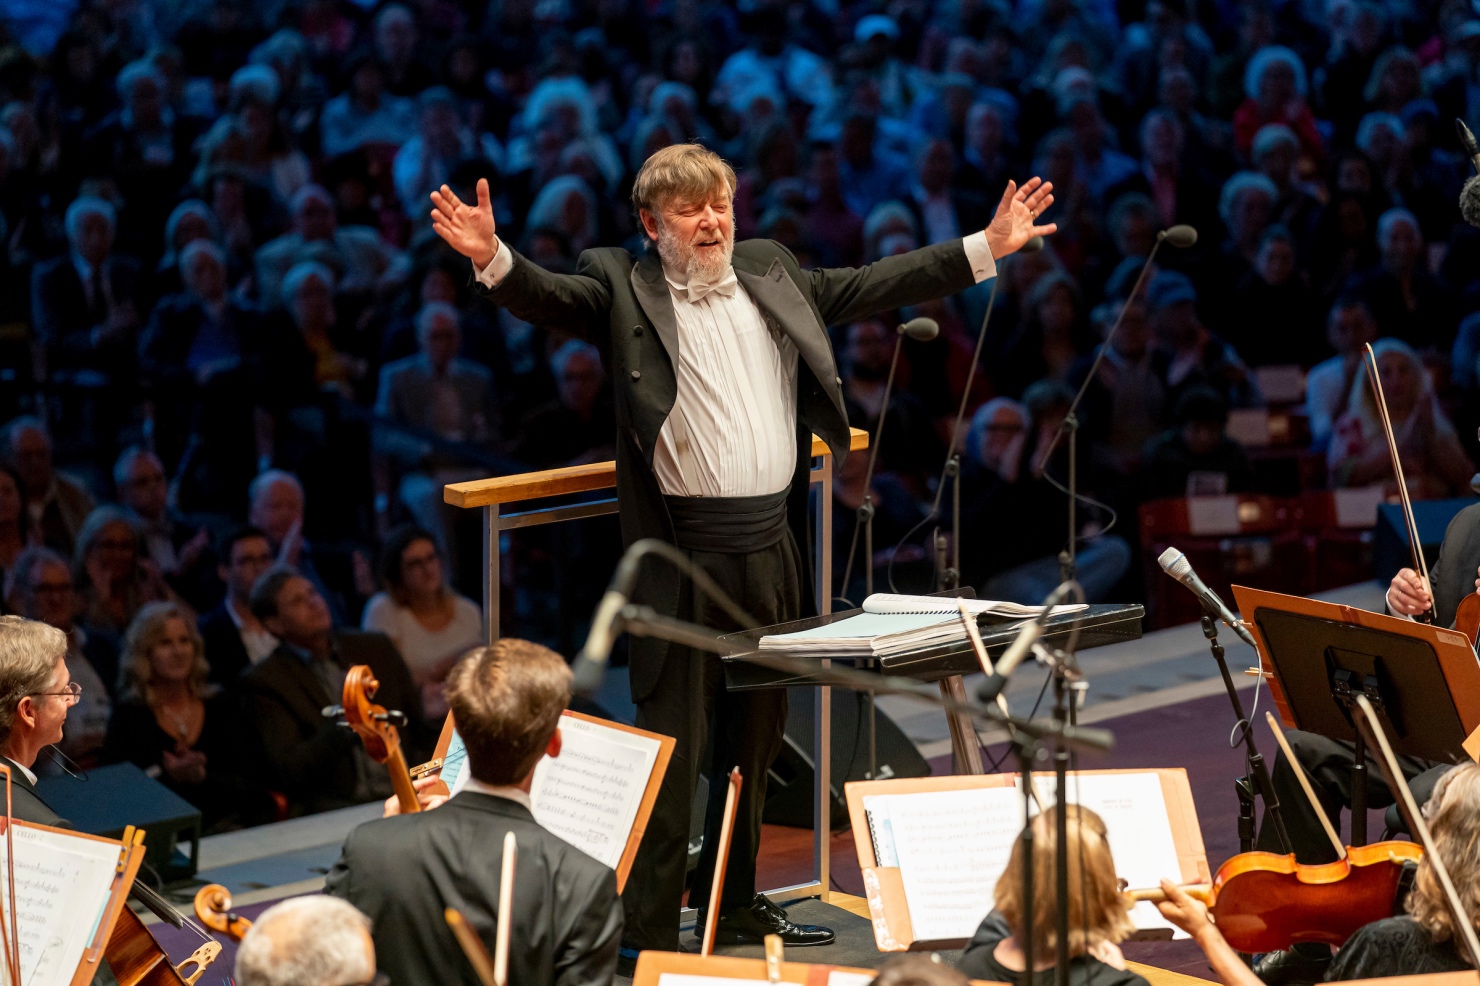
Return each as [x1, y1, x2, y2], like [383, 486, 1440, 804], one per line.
[0, 614, 81, 826]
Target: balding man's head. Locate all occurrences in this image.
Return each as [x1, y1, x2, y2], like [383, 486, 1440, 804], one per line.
[235, 897, 374, 986]
[248, 471, 305, 546]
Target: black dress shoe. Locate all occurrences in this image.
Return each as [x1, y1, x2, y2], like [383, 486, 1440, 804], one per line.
[1253, 948, 1331, 986]
[696, 894, 836, 947]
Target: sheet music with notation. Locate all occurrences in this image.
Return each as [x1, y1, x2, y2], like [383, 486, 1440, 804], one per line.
[0, 824, 120, 986]
[527, 716, 661, 869]
[445, 713, 664, 870]
[886, 787, 1023, 942]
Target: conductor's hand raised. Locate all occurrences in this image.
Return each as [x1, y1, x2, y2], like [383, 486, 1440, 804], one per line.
[430, 179, 498, 270]
[984, 177, 1058, 259]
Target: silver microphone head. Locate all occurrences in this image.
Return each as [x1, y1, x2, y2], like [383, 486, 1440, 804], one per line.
[1157, 546, 1192, 581]
[899, 316, 940, 341]
[1020, 235, 1046, 254]
[1159, 225, 1199, 248]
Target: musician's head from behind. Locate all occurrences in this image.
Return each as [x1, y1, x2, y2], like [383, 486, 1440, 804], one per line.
[868, 954, 969, 986]
[235, 895, 375, 986]
[0, 614, 75, 769]
[251, 567, 333, 650]
[445, 639, 570, 789]
[995, 804, 1135, 964]
[1409, 763, 1480, 942]
[632, 143, 737, 283]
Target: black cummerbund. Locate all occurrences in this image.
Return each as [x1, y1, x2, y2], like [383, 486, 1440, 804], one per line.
[664, 490, 790, 554]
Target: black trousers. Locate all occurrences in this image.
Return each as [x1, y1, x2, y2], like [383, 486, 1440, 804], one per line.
[622, 530, 803, 951]
[1256, 729, 1452, 863]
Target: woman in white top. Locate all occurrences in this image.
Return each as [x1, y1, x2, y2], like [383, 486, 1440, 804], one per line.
[361, 526, 481, 719]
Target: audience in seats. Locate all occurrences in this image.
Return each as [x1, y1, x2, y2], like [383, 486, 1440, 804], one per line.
[1328, 338, 1474, 497]
[71, 505, 175, 646]
[1140, 387, 1255, 500]
[4, 548, 111, 770]
[243, 567, 427, 815]
[104, 600, 272, 832]
[1305, 298, 1380, 452]
[198, 526, 279, 683]
[3, 419, 94, 557]
[361, 526, 481, 720]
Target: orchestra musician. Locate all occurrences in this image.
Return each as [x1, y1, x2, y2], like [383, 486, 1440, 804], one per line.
[324, 639, 623, 986]
[1250, 525, 1475, 982]
[956, 805, 1150, 986]
[428, 141, 1057, 954]
[1161, 763, 1480, 983]
[0, 614, 79, 826]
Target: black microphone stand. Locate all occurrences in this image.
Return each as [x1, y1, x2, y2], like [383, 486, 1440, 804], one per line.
[1035, 227, 1196, 582]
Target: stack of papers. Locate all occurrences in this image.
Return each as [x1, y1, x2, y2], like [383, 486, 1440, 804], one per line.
[757, 594, 1088, 658]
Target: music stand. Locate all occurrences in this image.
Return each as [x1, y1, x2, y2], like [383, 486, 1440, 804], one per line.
[1232, 586, 1480, 845]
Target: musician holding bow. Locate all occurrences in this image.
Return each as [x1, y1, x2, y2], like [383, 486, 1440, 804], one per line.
[429, 142, 1056, 954]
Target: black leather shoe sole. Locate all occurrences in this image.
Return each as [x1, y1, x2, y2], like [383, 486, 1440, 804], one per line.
[1253, 949, 1331, 986]
[711, 923, 836, 947]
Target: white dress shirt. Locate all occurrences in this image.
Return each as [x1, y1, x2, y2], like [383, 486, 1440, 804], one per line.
[476, 231, 998, 496]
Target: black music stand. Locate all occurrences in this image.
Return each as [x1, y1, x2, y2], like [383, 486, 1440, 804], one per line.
[1248, 602, 1475, 845]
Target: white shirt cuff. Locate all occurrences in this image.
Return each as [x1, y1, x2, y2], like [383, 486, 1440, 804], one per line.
[962, 230, 997, 283]
[472, 238, 512, 288]
[1384, 585, 1417, 621]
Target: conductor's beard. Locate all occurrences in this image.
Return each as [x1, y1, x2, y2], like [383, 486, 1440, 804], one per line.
[655, 219, 735, 286]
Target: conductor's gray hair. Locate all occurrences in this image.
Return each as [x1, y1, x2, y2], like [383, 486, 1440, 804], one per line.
[0, 616, 67, 747]
[235, 896, 373, 986]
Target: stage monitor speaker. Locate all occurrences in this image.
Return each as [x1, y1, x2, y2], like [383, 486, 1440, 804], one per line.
[763, 686, 930, 829]
[36, 762, 201, 882]
[1374, 498, 1474, 589]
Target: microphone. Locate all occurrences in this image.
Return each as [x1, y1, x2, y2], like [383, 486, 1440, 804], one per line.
[1157, 547, 1259, 648]
[899, 316, 939, 341]
[1158, 224, 1198, 248]
[976, 582, 1074, 703]
[1021, 235, 1045, 254]
[1456, 119, 1480, 173]
[1462, 176, 1480, 230]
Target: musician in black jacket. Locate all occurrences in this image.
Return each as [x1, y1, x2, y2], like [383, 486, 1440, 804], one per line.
[0, 615, 77, 826]
[325, 639, 622, 986]
[1251, 524, 1476, 984]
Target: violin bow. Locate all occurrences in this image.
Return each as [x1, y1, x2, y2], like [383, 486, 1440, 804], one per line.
[1352, 694, 1480, 966]
[701, 768, 743, 957]
[1363, 343, 1436, 623]
[445, 908, 497, 986]
[1265, 713, 1347, 861]
[494, 831, 515, 986]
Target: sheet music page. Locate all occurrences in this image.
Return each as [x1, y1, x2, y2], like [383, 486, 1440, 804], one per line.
[1028, 773, 1186, 937]
[0, 824, 120, 986]
[528, 716, 661, 869]
[886, 787, 1024, 942]
[826, 972, 874, 986]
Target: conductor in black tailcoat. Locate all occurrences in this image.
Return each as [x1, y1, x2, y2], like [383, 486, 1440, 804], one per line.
[428, 142, 1057, 952]
[325, 639, 622, 986]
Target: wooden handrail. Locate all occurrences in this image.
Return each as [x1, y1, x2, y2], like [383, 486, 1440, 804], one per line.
[444, 428, 870, 509]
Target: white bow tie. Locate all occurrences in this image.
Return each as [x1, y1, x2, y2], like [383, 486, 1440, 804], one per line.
[675, 268, 739, 304]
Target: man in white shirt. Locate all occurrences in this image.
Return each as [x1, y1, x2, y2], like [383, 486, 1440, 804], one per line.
[198, 526, 278, 681]
[428, 143, 1054, 953]
[0, 615, 76, 826]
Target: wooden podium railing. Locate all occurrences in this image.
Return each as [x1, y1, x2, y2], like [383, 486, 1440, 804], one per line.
[443, 426, 869, 904]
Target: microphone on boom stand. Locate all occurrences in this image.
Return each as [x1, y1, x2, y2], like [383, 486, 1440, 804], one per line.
[1457, 119, 1480, 228]
[1036, 225, 1198, 583]
[1157, 547, 1258, 647]
[838, 316, 940, 606]
[883, 235, 1044, 594]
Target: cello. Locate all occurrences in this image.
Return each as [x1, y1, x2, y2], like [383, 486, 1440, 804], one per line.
[194, 884, 253, 942]
[1126, 712, 1421, 954]
[339, 664, 423, 815]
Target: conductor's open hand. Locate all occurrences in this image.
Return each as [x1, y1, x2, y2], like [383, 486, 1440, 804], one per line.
[984, 177, 1058, 259]
[430, 179, 498, 270]
[1388, 567, 1432, 616]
